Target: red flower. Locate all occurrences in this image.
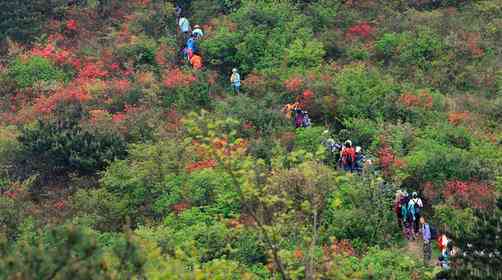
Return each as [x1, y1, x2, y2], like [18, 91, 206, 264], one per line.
[78, 62, 109, 79]
[346, 21, 375, 40]
[185, 159, 217, 173]
[448, 112, 470, 126]
[163, 68, 196, 88]
[112, 112, 127, 123]
[284, 77, 304, 92]
[66, 19, 78, 31]
[443, 180, 494, 209]
[54, 200, 66, 210]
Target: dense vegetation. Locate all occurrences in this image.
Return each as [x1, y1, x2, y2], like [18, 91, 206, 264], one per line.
[0, 0, 501, 279]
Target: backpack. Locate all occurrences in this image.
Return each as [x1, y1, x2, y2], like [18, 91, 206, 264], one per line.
[343, 148, 355, 165]
[430, 225, 438, 240]
[302, 114, 311, 127]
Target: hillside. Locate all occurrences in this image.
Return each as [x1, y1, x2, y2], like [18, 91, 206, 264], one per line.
[0, 0, 501, 279]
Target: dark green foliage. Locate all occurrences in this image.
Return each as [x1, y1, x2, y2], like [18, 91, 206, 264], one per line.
[447, 199, 502, 280]
[19, 104, 127, 177]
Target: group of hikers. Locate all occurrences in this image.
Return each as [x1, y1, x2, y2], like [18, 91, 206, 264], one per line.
[394, 190, 455, 274]
[176, 6, 242, 94]
[324, 138, 370, 173]
[177, 9, 204, 70]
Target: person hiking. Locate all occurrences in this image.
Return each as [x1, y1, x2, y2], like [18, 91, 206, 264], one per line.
[192, 25, 204, 39]
[437, 232, 450, 258]
[408, 192, 423, 237]
[186, 35, 199, 53]
[354, 146, 366, 174]
[401, 192, 414, 240]
[178, 15, 191, 38]
[394, 190, 406, 229]
[421, 217, 433, 265]
[175, 5, 182, 23]
[230, 68, 241, 94]
[341, 140, 356, 172]
[294, 109, 304, 128]
[190, 53, 203, 70]
[302, 111, 311, 128]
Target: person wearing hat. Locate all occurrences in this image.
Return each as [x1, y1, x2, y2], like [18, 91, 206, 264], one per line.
[409, 191, 423, 237]
[354, 146, 366, 174]
[230, 68, 241, 94]
[178, 15, 191, 39]
[192, 25, 204, 39]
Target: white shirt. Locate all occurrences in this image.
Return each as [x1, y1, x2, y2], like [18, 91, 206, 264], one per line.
[179, 17, 190, 33]
[192, 28, 203, 38]
[409, 198, 423, 208]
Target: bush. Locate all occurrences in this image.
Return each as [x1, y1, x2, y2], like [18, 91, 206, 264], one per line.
[334, 64, 398, 120]
[19, 104, 127, 177]
[399, 29, 443, 70]
[116, 36, 158, 67]
[8, 56, 67, 88]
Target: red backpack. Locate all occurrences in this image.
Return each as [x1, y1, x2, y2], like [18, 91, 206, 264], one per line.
[342, 147, 355, 165]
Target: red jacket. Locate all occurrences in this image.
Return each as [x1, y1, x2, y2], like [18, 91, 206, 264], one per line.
[342, 147, 356, 165]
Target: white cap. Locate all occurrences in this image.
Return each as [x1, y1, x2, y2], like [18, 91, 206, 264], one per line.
[232, 68, 238, 73]
[356, 146, 361, 153]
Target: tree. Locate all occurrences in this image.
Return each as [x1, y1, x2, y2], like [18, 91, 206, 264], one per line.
[447, 198, 502, 280]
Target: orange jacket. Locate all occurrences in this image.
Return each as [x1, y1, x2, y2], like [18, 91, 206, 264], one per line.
[190, 55, 203, 70]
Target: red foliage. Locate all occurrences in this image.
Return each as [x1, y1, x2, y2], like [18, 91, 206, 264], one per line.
[163, 68, 196, 88]
[171, 201, 191, 214]
[294, 248, 304, 259]
[443, 180, 494, 209]
[66, 20, 78, 31]
[448, 112, 470, 126]
[464, 32, 484, 58]
[185, 159, 217, 173]
[328, 239, 356, 256]
[54, 200, 66, 210]
[112, 112, 127, 123]
[346, 21, 375, 40]
[164, 108, 182, 132]
[377, 143, 404, 177]
[284, 76, 304, 92]
[78, 61, 109, 79]
[34, 81, 91, 114]
[4, 190, 17, 199]
[242, 73, 266, 93]
[399, 90, 433, 109]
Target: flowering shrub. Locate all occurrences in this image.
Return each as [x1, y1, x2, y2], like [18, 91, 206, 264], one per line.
[284, 76, 304, 92]
[398, 90, 433, 109]
[163, 68, 197, 89]
[345, 22, 375, 40]
[186, 159, 217, 173]
[443, 180, 494, 209]
[448, 112, 470, 125]
[377, 143, 404, 178]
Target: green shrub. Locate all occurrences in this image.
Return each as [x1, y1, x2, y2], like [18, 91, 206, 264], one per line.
[399, 30, 443, 70]
[375, 32, 405, 59]
[8, 56, 67, 88]
[294, 126, 325, 155]
[334, 64, 398, 120]
[116, 36, 158, 67]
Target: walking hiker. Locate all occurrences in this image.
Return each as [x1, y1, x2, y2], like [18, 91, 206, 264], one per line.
[302, 111, 311, 128]
[178, 15, 191, 38]
[230, 68, 241, 94]
[402, 193, 414, 240]
[408, 192, 423, 237]
[190, 53, 203, 70]
[341, 140, 356, 172]
[421, 217, 433, 265]
[354, 146, 366, 174]
[192, 25, 204, 39]
[294, 109, 304, 128]
[394, 190, 404, 229]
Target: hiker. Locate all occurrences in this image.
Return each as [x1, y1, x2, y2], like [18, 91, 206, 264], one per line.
[192, 25, 204, 39]
[282, 102, 301, 120]
[402, 192, 414, 240]
[421, 217, 433, 265]
[437, 232, 450, 258]
[302, 111, 311, 128]
[190, 53, 203, 70]
[408, 192, 423, 237]
[178, 15, 191, 38]
[186, 36, 199, 54]
[175, 6, 182, 22]
[394, 190, 404, 229]
[294, 109, 304, 128]
[341, 140, 356, 172]
[354, 146, 366, 173]
[437, 255, 449, 270]
[230, 68, 241, 94]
